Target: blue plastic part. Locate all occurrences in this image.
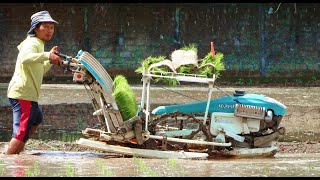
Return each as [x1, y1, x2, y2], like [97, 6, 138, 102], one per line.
[76, 50, 112, 93]
[152, 93, 287, 116]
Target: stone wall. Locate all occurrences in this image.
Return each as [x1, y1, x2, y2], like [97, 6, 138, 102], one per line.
[0, 3, 319, 81]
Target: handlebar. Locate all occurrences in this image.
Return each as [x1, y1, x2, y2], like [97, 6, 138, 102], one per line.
[58, 53, 73, 61]
[57, 53, 83, 71]
[58, 53, 80, 64]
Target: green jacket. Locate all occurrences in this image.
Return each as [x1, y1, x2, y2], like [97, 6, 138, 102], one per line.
[7, 36, 52, 102]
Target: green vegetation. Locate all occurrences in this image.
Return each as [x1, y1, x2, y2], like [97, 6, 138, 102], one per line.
[135, 43, 226, 86]
[180, 43, 198, 52]
[135, 55, 166, 74]
[166, 158, 187, 176]
[112, 75, 138, 121]
[135, 56, 179, 86]
[65, 162, 76, 177]
[131, 157, 188, 177]
[0, 159, 5, 176]
[197, 52, 225, 78]
[133, 156, 160, 177]
[96, 160, 113, 177]
[168, 159, 178, 169]
[26, 161, 40, 177]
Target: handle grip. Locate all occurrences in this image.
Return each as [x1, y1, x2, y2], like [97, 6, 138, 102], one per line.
[58, 53, 72, 60]
[57, 53, 80, 64]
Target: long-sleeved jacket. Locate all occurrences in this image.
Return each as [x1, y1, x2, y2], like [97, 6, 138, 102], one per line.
[7, 36, 52, 102]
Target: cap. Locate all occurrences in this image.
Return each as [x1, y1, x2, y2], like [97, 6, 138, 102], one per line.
[27, 11, 59, 36]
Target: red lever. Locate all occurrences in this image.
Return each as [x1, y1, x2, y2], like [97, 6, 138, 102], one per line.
[211, 42, 215, 60]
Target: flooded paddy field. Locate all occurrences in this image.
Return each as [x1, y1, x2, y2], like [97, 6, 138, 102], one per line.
[1, 83, 320, 177]
[0, 150, 320, 177]
[2, 83, 319, 137]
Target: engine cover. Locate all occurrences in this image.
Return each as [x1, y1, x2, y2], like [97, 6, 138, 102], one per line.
[210, 112, 260, 136]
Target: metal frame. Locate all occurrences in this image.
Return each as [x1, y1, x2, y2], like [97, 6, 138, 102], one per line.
[140, 70, 231, 147]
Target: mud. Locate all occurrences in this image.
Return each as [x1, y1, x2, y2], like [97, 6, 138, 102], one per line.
[1, 83, 320, 177]
[1, 83, 320, 153]
[1, 85, 320, 148]
[0, 145, 320, 177]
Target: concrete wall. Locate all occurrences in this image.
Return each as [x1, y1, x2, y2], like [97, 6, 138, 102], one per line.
[0, 3, 319, 82]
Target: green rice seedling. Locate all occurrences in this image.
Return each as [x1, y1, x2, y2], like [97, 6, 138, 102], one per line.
[65, 162, 76, 177]
[135, 56, 166, 74]
[26, 169, 33, 177]
[133, 156, 160, 177]
[136, 43, 198, 76]
[177, 64, 197, 74]
[180, 43, 198, 52]
[0, 160, 5, 176]
[176, 43, 198, 75]
[96, 160, 113, 177]
[32, 161, 40, 176]
[135, 44, 225, 87]
[198, 52, 225, 78]
[167, 159, 187, 176]
[112, 75, 138, 121]
[133, 156, 147, 173]
[26, 161, 40, 177]
[152, 67, 179, 86]
[135, 56, 179, 86]
[168, 159, 178, 169]
[145, 170, 160, 177]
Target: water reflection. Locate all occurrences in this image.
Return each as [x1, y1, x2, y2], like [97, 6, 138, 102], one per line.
[0, 152, 320, 177]
[1, 129, 320, 177]
[12, 159, 27, 177]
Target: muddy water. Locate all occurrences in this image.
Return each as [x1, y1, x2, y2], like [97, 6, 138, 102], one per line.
[1, 84, 320, 176]
[2, 84, 320, 142]
[0, 151, 320, 177]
